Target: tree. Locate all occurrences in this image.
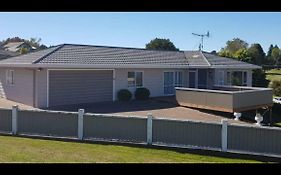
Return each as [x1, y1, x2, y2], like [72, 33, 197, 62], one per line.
[224, 38, 248, 55]
[266, 44, 275, 65]
[19, 48, 28, 54]
[252, 69, 270, 87]
[271, 47, 281, 66]
[233, 48, 250, 61]
[269, 80, 281, 96]
[145, 38, 179, 51]
[267, 44, 274, 58]
[247, 43, 265, 66]
[27, 37, 47, 50]
[218, 49, 232, 58]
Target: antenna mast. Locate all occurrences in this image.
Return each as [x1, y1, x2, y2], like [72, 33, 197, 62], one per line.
[192, 31, 210, 51]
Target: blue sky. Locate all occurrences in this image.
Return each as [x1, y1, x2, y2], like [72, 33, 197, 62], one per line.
[0, 12, 280, 52]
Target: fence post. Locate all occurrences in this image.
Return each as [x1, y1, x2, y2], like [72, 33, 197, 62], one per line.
[147, 113, 153, 145]
[78, 109, 84, 140]
[221, 119, 228, 152]
[12, 105, 18, 135]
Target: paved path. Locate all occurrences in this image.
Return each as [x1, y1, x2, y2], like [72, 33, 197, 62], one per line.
[49, 99, 253, 125]
[0, 98, 35, 110]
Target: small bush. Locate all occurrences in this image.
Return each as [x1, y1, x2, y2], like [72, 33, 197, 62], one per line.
[273, 103, 281, 114]
[134, 87, 150, 100]
[117, 89, 132, 101]
[269, 80, 281, 96]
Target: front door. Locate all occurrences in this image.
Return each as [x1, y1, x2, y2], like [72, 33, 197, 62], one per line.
[164, 72, 174, 95]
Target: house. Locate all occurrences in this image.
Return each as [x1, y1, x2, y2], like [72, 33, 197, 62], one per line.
[2, 42, 37, 53]
[0, 44, 260, 108]
[0, 49, 19, 60]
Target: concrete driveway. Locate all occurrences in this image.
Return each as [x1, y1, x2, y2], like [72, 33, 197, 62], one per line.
[0, 98, 35, 110]
[48, 98, 252, 125]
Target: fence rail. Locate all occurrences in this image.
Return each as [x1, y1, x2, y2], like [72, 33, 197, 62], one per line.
[0, 105, 281, 158]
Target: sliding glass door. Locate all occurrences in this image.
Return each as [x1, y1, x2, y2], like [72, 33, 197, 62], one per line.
[164, 71, 183, 95]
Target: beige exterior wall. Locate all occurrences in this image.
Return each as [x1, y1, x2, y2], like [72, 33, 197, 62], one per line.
[35, 69, 48, 108]
[0, 68, 34, 106]
[114, 68, 188, 100]
[0, 67, 255, 108]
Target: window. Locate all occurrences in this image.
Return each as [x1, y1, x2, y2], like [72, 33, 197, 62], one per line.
[174, 71, 183, 87]
[128, 71, 143, 88]
[218, 71, 224, 85]
[243, 71, 247, 86]
[6, 70, 14, 85]
[226, 72, 231, 85]
[135, 72, 143, 87]
[127, 72, 135, 87]
[232, 71, 243, 86]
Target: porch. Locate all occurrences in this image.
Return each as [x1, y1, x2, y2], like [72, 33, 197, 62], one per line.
[163, 68, 252, 95]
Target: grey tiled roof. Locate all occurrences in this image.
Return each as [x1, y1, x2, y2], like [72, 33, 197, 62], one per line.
[37, 44, 188, 66]
[0, 46, 61, 64]
[0, 43, 261, 69]
[202, 52, 260, 69]
[0, 50, 19, 60]
[184, 51, 209, 66]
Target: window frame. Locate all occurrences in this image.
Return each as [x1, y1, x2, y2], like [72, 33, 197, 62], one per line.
[218, 70, 224, 85]
[174, 71, 183, 87]
[226, 71, 231, 85]
[127, 71, 144, 88]
[6, 69, 15, 86]
[243, 71, 247, 86]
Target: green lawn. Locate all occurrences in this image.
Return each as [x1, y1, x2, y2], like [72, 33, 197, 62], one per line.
[0, 135, 266, 163]
[266, 68, 281, 82]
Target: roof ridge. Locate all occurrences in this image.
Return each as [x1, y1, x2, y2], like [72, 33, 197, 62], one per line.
[62, 43, 184, 53]
[200, 51, 211, 66]
[32, 44, 64, 64]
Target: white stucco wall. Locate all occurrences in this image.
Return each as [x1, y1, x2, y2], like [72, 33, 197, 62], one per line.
[114, 68, 188, 100]
[35, 69, 48, 108]
[0, 68, 34, 106]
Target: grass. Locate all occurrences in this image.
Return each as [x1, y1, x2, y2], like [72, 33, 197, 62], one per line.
[266, 68, 281, 82]
[0, 135, 270, 163]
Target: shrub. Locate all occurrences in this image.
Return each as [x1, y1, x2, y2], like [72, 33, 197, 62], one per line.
[134, 87, 150, 100]
[252, 69, 270, 87]
[269, 80, 281, 96]
[117, 89, 132, 101]
[273, 103, 281, 115]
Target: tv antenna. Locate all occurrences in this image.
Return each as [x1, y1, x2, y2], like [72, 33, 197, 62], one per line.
[192, 31, 210, 51]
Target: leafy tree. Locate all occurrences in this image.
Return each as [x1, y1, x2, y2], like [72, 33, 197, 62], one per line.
[145, 38, 179, 51]
[233, 48, 250, 61]
[218, 49, 232, 58]
[252, 69, 270, 87]
[269, 80, 281, 96]
[19, 48, 28, 54]
[265, 44, 276, 65]
[223, 38, 248, 55]
[267, 44, 274, 58]
[271, 47, 281, 65]
[247, 43, 265, 66]
[27, 37, 47, 50]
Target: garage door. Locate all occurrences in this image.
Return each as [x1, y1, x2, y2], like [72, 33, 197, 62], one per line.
[48, 70, 113, 107]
